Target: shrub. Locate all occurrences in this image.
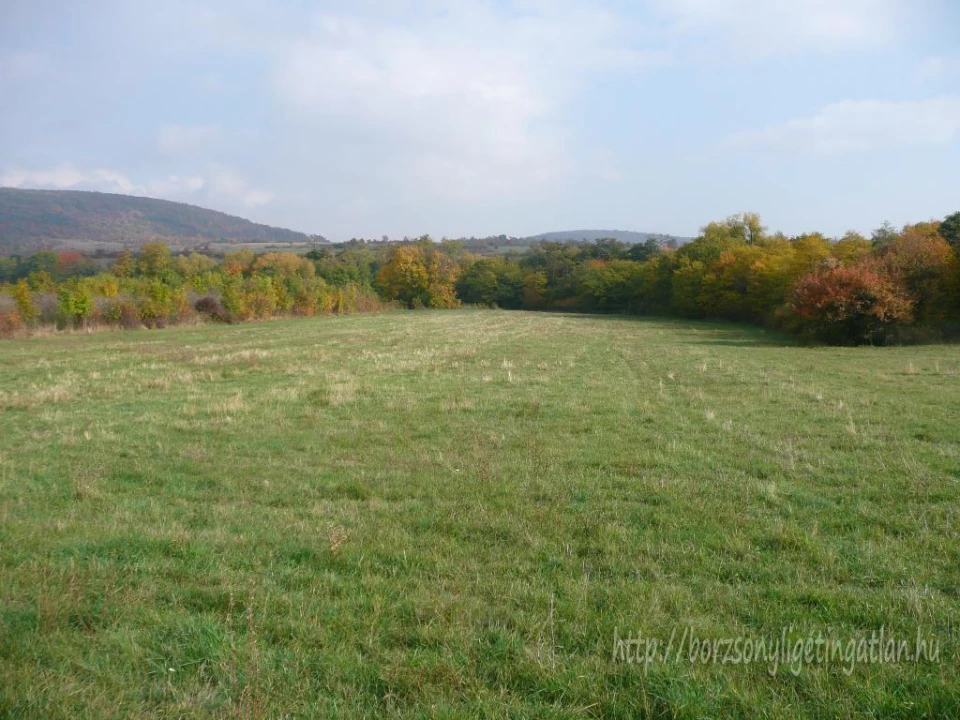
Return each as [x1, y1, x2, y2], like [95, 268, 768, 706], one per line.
[100, 296, 142, 329]
[194, 295, 230, 322]
[0, 296, 22, 337]
[137, 280, 184, 328]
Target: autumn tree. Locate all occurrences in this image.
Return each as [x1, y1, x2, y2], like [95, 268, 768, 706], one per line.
[112, 250, 135, 277]
[832, 231, 872, 266]
[790, 262, 913, 345]
[697, 247, 762, 321]
[55, 251, 97, 279]
[522, 271, 548, 309]
[883, 222, 957, 325]
[246, 276, 279, 318]
[376, 245, 430, 308]
[423, 247, 461, 308]
[223, 249, 255, 277]
[176, 252, 218, 278]
[744, 241, 797, 319]
[789, 233, 832, 277]
[12, 280, 37, 325]
[703, 213, 767, 246]
[137, 243, 173, 279]
[677, 213, 765, 267]
[376, 243, 460, 309]
[252, 252, 315, 279]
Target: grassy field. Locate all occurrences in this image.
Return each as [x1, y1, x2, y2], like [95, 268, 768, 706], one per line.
[0, 310, 958, 718]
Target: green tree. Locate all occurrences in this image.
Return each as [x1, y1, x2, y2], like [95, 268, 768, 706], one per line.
[940, 211, 960, 253]
[627, 238, 662, 262]
[457, 258, 524, 308]
[25, 251, 57, 278]
[670, 258, 708, 317]
[0, 256, 19, 283]
[27, 270, 55, 292]
[57, 281, 94, 327]
[579, 259, 649, 312]
[871, 222, 900, 252]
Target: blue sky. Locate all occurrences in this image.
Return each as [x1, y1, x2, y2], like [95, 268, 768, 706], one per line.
[1, 0, 958, 240]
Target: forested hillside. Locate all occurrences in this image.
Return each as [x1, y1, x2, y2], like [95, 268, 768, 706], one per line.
[526, 229, 690, 246]
[0, 189, 311, 252]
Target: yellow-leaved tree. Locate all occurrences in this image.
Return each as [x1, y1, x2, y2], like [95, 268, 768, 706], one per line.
[376, 240, 460, 309]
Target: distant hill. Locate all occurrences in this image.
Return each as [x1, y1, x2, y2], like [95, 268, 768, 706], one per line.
[0, 188, 317, 253]
[526, 229, 691, 245]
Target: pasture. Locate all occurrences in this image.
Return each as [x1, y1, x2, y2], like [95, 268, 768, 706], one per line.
[0, 310, 957, 718]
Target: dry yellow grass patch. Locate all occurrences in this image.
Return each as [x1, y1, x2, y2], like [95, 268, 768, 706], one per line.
[210, 392, 249, 420]
[0, 381, 77, 409]
[191, 348, 273, 366]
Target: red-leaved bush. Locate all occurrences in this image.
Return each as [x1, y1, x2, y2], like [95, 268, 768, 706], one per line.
[790, 262, 913, 345]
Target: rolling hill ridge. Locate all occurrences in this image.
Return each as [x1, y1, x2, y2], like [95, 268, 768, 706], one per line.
[0, 188, 314, 253]
[525, 229, 691, 245]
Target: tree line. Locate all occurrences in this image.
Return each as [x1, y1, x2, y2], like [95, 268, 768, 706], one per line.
[2, 211, 959, 344]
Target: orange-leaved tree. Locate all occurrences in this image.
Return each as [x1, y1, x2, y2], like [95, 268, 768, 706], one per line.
[881, 222, 958, 325]
[790, 262, 913, 345]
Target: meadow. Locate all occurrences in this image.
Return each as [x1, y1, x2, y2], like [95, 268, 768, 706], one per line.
[0, 309, 958, 718]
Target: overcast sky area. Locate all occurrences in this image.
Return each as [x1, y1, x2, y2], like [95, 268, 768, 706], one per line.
[1, 0, 959, 240]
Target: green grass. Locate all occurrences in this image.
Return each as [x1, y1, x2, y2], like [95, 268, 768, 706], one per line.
[1, 310, 958, 718]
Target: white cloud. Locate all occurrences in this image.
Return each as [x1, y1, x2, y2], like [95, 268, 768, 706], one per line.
[654, 0, 912, 55]
[0, 164, 141, 194]
[204, 164, 273, 208]
[1, 163, 271, 211]
[730, 96, 960, 154]
[145, 174, 207, 197]
[271, 1, 660, 202]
